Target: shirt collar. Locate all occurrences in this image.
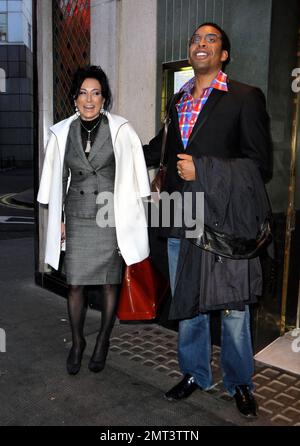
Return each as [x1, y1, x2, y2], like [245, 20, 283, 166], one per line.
[179, 70, 228, 95]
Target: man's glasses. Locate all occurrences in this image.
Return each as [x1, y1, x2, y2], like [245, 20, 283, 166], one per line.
[189, 33, 222, 45]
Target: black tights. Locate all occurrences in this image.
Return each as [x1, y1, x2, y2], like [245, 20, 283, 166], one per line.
[67, 285, 86, 353]
[67, 284, 119, 358]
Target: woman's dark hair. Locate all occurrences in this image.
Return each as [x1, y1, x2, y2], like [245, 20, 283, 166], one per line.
[190, 22, 231, 69]
[70, 65, 112, 110]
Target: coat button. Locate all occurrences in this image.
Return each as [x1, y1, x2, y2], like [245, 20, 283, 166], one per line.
[93, 171, 96, 175]
[79, 171, 83, 175]
[80, 191, 84, 195]
[94, 191, 98, 195]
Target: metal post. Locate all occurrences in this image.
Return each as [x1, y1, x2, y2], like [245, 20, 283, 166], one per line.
[280, 28, 300, 336]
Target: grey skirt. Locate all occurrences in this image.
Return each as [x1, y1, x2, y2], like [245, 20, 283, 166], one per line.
[64, 215, 123, 285]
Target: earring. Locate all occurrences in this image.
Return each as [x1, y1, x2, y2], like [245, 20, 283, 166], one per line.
[74, 102, 80, 116]
[100, 100, 106, 114]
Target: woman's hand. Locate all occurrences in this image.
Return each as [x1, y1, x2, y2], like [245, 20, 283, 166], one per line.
[177, 154, 196, 181]
[61, 222, 66, 245]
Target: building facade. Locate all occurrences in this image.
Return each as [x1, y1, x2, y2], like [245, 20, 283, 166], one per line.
[0, 0, 33, 167]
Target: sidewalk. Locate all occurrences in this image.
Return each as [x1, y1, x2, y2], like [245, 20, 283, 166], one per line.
[1, 236, 300, 427]
[1, 183, 300, 427]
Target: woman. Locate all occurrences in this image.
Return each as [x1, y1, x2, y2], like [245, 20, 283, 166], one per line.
[37, 66, 150, 375]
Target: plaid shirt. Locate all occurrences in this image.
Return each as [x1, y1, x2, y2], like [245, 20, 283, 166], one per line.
[176, 70, 228, 148]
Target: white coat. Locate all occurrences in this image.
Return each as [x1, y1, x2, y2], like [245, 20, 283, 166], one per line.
[37, 112, 150, 270]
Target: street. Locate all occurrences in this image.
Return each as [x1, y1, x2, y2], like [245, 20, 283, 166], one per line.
[0, 168, 34, 240]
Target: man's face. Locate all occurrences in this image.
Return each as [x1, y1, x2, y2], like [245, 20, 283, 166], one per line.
[188, 25, 228, 75]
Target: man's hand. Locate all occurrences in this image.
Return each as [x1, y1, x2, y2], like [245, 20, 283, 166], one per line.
[177, 154, 196, 181]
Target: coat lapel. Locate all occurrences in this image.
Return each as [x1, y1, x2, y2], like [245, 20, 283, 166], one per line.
[168, 92, 185, 150]
[50, 114, 78, 163]
[88, 117, 110, 164]
[186, 88, 227, 148]
[106, 112, 128, 152]
[69, 119, 92, 169]
[170, 104, 184, 150]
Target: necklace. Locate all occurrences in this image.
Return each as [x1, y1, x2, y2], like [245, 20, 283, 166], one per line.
[80, 117, 101, 153]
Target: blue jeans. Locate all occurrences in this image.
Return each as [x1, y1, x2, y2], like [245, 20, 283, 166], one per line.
[167, 238, 254, 396]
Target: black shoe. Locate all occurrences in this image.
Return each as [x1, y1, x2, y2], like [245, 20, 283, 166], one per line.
[88, 340, 110, 373]
[164, 374, 200, 401]
[233, 385, 258, 418]
[66, 339, 86, 375]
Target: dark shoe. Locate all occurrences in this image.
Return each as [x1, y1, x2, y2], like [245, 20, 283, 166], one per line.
[164, 374, 200, 401]
[66, 339, 86, 375]
[233, 385, 258, 418]
[88, 340, 110, 373]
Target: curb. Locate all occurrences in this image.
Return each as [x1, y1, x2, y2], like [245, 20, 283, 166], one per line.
[10, 189, 34, 209]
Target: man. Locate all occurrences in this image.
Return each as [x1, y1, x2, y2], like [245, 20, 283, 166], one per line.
[144, 23, 272, 418]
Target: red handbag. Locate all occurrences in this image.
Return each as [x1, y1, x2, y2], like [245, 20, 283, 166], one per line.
[117, 258, 169, 320]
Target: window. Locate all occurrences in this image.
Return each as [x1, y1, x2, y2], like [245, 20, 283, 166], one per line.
[0, 13, 7, 42]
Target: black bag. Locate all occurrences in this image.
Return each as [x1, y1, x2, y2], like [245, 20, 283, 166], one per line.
[189, 218, 272, 259]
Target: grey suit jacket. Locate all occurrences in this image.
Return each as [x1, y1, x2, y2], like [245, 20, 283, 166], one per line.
[62, 118, 115, 219]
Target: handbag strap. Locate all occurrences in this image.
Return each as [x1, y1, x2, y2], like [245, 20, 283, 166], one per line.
[159, 117, 171, 168]
[159, 92, 182, 168]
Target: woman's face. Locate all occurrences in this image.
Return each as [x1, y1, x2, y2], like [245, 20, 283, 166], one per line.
[75, 78, 105, 121]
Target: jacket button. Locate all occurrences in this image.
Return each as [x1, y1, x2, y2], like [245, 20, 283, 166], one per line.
[94, 191, 98, 195]
[80, 191, 84, 195]
[79, 171, 83, 175]
[93, 171, 96, 175]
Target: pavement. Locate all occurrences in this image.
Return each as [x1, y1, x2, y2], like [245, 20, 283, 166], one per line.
[0, 236, 258, 428]
[0, 184, 300, 429]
